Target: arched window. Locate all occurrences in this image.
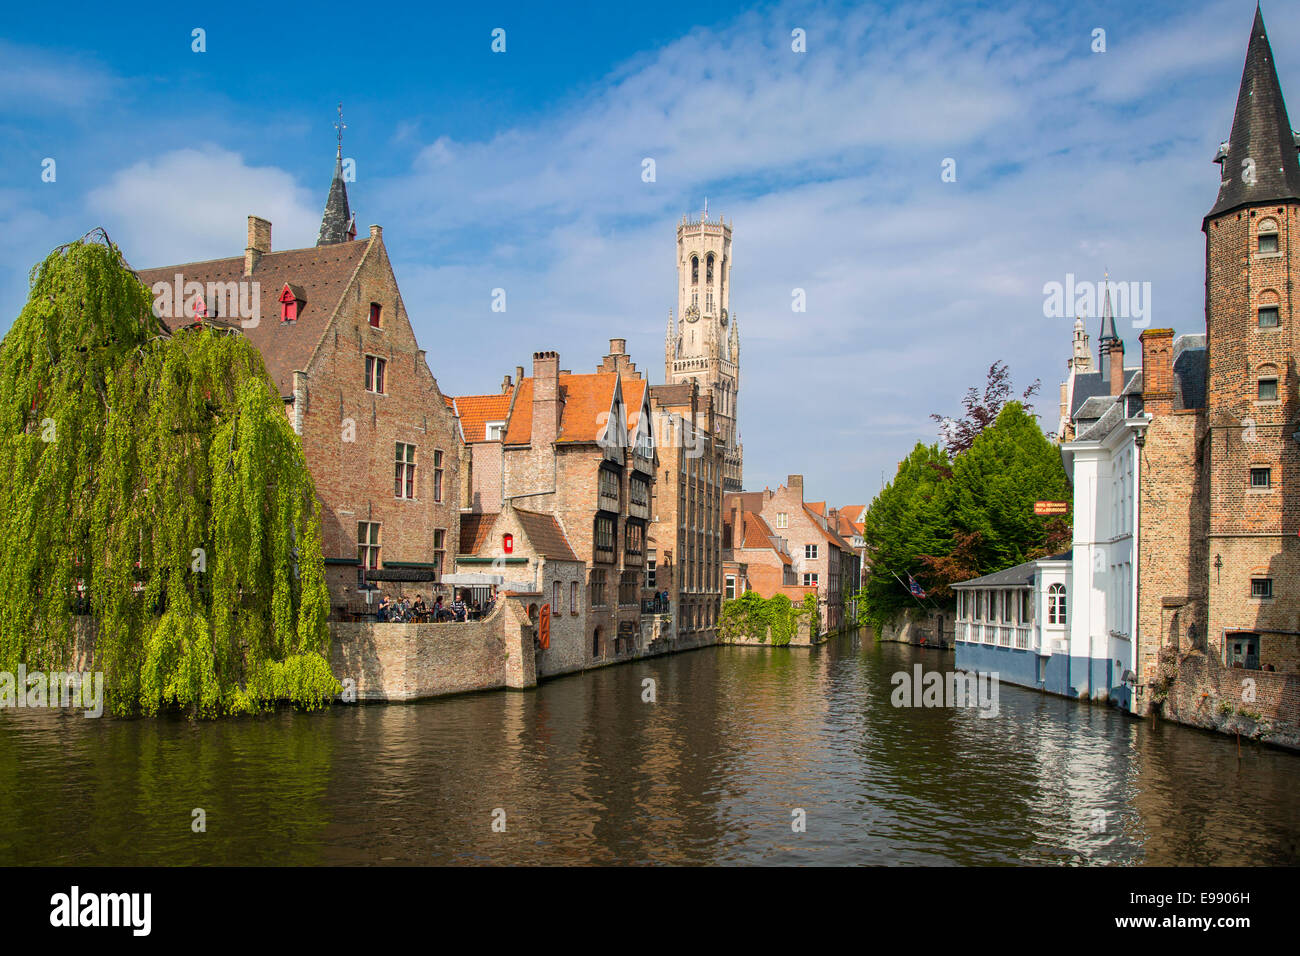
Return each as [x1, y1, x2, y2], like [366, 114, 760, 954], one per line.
[1048, 583, 1067, 625]
[691, 256, 699, 285]
[706, 253, 714, 283]
[1258, 218, 1279, 254]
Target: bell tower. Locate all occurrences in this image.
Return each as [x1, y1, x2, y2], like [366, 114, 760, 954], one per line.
[665, 204, 743, 491]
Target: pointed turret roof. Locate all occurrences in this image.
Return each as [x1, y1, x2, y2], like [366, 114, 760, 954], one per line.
[317, 148, 352, 246]
[1098, 279, 1117, 345]
[1206, 6, 1300, 220]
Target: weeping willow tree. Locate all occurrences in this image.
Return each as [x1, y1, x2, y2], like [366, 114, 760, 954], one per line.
[0, 231, 338, 716]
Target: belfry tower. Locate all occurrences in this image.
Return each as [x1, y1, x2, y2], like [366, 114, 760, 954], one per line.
[665, 205, 743, 491]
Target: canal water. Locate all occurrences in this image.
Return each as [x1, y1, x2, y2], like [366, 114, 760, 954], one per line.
[1, 631, 1297, 865]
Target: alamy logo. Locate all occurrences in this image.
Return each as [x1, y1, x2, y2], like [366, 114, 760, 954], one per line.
[0, 666, 103, 717]
[151, 274, 260, 328]
[891, 665, 1000, 718]
[49, 886, 151, 936]
[1042, 273, 1151, 329]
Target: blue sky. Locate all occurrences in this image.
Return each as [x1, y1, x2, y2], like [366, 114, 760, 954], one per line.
[1, 0, 1292, 504]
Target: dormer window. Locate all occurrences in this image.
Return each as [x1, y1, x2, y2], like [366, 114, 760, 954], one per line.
[279, 284, 305, 323]
[369, 302, 382, 328]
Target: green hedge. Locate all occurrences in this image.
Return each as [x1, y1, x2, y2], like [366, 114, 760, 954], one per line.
[719, 591, 819, 646]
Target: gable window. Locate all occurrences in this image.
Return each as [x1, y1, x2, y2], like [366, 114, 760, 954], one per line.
[1048, 583, 1067, 625]
[369, 302, 382, 328]
[1258, 306, 1280, 327]
[394, 443, 416, 499]
[1250, 467, 1272, 489]
[804, 544, 818, 560]
[1251, 578, 1274, 600]
[432, 450, 444, 503]
[1257, 377, 1279, 402]
[803, 572, 818, 587]
[279, 285, 303, 322]
[776, 512, 788, 529]
[358, 521, 381, 570]
[365, 355, 386, 394]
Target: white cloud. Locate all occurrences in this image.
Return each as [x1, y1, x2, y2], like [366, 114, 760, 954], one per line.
[86, 147, 319, 268]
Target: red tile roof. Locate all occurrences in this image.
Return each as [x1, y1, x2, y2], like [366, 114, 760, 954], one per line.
[458, 513, 498, 555]
[503, 372, 642, 446]
[138, 239, 371, 398]
[514, 509, 578, 562]
[451, 392, 513, 443]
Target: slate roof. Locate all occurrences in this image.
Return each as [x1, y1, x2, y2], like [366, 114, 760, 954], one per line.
[1207, 8, 1300, 220]
[951, 553, 1072, 589]
[318, 153, 354, 245]
[138, 239, 371, 398]
[1173, 334, 1207, 410]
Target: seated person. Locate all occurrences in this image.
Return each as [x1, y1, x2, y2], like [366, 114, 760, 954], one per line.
[377, 595, 392, 622]
[449, 592, 468, 622]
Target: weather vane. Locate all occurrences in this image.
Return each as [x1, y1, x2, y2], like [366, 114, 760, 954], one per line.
[334, 103, 346, 155]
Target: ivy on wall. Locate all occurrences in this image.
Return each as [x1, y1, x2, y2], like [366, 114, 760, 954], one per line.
[719, 591, 819, 646]
[0, 232, 339, 716]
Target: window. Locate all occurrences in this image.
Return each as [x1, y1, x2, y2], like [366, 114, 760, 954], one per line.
[394, 443, 416, 499]
[1258, 232, 1279, 254]
[570, 581, 579, 614]
[1258, 306, 1280, 327]
[803, 572, 818, 587]
[630, 476, 649, 507]
[1251, 578, 1274, 599]
[725, 575, 736, 600]
[553, 580, 562, 613]
[1227, 633, 1260, 670]
[599, 468, 620, 506]
[804, 544, 818, 560]
[619, 571, 638, 606]
[1020, 590, 1032, 623]
[279, 285, 301, 322]
[646, 552, 657, 589]
[485, 421, 505, 441]
[594, 516, 615, 559]
[1250, 467, 1272, 489]
[365, 355, 386, 393]
[433, 450, 444, 503]
[625, 521, 644, 557]
[432, 529, 445, 575]
[369, 302, 382, 328]
[358, 522, 380, 570]
[776, 512, 788, 529]
[1257, 377, 1279, 402]
[1048, 583, 1067, 625]
[691, 256, 699, 284]
[589, 570, 607, 607]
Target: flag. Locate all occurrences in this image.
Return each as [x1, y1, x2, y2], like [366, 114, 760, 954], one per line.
[907, 573, 927, 599]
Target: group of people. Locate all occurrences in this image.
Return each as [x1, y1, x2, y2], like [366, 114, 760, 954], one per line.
[375, 589, 493, 624]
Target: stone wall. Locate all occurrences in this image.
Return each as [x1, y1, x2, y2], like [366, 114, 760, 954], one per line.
[330, 600, 534, 701]
[878, 607, 955, 647]
[1155, 648, 1300, 751]
[717, 615, 818, 646]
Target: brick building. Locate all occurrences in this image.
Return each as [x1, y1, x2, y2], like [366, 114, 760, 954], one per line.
[139, 143, 460, 611]
[722, 476, 857, 635]
[646, 379, 725, 646]
[456, 344, 657, 663]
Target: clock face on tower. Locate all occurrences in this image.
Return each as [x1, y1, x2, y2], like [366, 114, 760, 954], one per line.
[720, 309, 728, 326]
[685, 304, 700, 323]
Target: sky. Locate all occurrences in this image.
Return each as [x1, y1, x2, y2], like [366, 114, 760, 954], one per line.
[0, 0, 1292, 505]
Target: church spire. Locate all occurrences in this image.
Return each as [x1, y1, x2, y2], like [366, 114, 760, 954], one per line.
[317, 103, 353, 246]
[1206, 6, 1300, 220]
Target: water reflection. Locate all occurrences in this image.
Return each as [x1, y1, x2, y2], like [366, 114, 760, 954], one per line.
[0, 631, 1296, 865]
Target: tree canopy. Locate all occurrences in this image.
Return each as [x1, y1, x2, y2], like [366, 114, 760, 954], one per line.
[0, 232, 338, 716]
[861, 400, 1071, 628]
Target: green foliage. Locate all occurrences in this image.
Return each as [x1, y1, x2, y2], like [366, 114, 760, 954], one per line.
[861, 402, 1072, 631]
[0, 233, 338, 716]
[719, 590, 818, 646]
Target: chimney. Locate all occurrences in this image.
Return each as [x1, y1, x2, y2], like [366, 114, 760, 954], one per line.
[1107, 339, 1126, 397]
[609, 338, 626, 355]
[515, 366, 525, 385]
[501, 373, 513, 394]
[1140, 328, 1176, 416]
[730, 500, 741, 547]
[245, 216, 271, 275]
[531, 351, 561, 447]
[369, 224, 382, 239]
[787, 474, 804, 501]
